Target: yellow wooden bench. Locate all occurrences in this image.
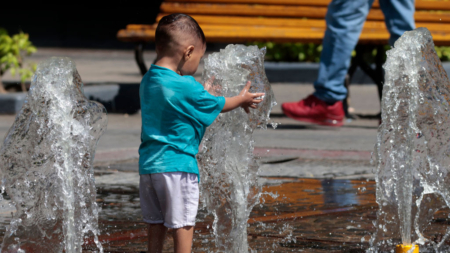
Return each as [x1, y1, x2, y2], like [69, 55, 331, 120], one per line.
[119, 0, 450, 44]
[117, 0, 450, 113]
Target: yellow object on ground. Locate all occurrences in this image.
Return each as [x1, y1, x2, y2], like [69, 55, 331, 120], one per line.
[396, 244, 419, 253]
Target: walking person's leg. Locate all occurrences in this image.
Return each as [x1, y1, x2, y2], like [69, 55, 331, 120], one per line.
[314, 0, 375, 103]
[282, 0, 374, 126]
[379, 0, 415, 46]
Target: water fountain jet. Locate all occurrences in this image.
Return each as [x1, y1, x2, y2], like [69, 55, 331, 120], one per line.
[0, 57, 107, 253]
[197, 44, 276, 252]
[370, 27, 450, 252]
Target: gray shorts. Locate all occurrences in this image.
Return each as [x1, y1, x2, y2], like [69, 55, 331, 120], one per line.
[139, 172, 199, 228]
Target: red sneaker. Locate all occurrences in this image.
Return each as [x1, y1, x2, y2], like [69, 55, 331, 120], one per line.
[281, 95, 344, 127]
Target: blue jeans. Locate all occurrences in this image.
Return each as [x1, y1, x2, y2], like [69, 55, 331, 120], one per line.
[313, 0, 415, 104]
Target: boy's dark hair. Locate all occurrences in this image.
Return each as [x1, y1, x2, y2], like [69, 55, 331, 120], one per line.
[155, 13, 206, 52]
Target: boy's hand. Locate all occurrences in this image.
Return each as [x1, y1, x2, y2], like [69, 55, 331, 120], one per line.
[222, 81, 265, 113]
[239, 81, 265, 114]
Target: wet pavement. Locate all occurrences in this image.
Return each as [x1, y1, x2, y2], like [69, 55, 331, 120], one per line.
[81, 174, 378, 252]
[78, 171, 449, 252]
[65, 163, 359, 252]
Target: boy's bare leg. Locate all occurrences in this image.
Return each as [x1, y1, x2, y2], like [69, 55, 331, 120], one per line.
[148, 224, 168, 253]
[173, 226, 194, 253]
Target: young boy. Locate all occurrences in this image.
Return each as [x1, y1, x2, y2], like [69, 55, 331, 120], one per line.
[139, 13, 265, 253]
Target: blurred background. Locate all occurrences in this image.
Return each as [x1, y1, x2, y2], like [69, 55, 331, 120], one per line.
[0, 6, 163, 49]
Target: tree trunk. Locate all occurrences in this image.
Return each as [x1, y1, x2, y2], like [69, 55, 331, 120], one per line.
[18, 59, 26, 92]
[0, 75, 6, 94]
[21, 82, 27, 92]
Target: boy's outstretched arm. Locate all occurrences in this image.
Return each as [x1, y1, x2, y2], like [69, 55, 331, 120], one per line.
[222, 81, 265, 114]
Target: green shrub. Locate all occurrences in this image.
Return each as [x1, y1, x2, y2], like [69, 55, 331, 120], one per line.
[251, 42, 322, 62]
[250, 42, 450, 63]
[435, 46, 450, 62]
[0, 28, 37, 92]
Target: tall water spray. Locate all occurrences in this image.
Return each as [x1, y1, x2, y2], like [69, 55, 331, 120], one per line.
[0, 57, 107, 252]
[370, 28, 450, 251]
[197, 45, 275, 252]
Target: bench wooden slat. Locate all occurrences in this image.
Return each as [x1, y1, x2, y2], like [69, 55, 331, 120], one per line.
[126, 24, 157, 30]
[156, 14, 450, 32]
[207, 25, 450, 44]
[117, 25, 450, 45]
[410, 1, 450, 11]
[117, 26, 327, 43]
[201, 25, 326, 42]
[160, 2, 383, 20]
[156, 14, 327, 28]
[165, 0, 331, 7]
[160, 2, 450, 22]
[164, 0, 450, 11]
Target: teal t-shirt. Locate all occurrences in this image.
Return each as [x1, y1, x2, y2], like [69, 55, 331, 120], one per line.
[139, 65, 225, 178]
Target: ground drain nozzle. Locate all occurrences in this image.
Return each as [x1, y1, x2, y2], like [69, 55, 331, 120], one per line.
[396, 244, 419, 253]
